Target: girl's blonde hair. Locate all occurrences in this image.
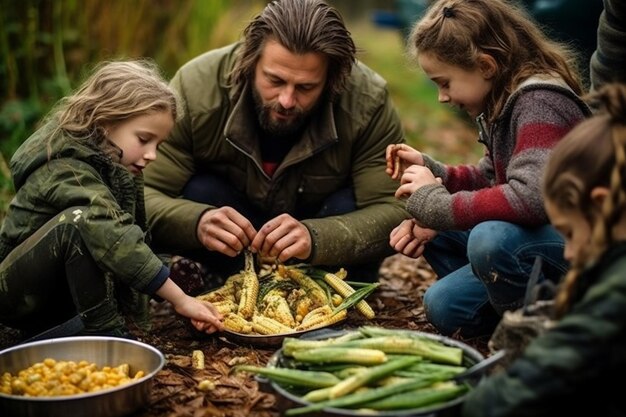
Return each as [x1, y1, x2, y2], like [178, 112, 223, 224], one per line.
[408, 0, 583, 123]
[47, 59, 182, 157]
[543, 83, 626, 317]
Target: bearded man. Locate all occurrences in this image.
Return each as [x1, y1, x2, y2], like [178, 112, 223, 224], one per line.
[144, 0, 409, 287]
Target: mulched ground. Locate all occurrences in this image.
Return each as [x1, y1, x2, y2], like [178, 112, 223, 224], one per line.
[0, 254, 490, 417]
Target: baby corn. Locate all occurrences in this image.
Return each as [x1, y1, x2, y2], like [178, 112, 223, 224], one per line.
[279, 265, 328, 307]
[323, 272, 375, 319]
[296, 308, 347, 331]
[237, 250, 259, 319]
[252, 314, 293, 335]
[224, 313, 253, 334]
[191, 350, 205, 370]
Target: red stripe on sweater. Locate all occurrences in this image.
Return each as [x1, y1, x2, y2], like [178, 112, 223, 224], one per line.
[514, 123, 573, 153]
[452, 187, 536, 229]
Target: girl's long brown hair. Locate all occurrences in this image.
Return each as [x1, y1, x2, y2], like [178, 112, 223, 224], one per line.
[408, 0, 583, 124]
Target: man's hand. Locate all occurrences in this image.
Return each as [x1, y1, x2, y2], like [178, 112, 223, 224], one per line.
[197, 207, 257, 257]
[250, 213, 312, 262]
[386, 143, 425, 180]
[389, 219, 437, 258]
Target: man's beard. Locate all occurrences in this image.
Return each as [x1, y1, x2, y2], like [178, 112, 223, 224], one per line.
[252, 88, 311, 138]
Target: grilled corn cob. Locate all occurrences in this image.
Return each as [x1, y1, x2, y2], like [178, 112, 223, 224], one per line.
[260, 291, 296, 328]
[192, 350, 205, 370]
[224, 313, 253, 334]
[296, 306, 347, 331]
[211, 299, 238, 315]
[323, 272, 375, 319]
[237, 250, 259, 319]
[278, 265, 328, 307]
[252, 314, 294, 335]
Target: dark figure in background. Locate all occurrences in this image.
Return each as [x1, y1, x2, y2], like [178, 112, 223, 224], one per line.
[590, 0, 626, 90]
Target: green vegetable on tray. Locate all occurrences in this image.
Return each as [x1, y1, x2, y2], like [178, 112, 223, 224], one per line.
[237, 326, 474, 415]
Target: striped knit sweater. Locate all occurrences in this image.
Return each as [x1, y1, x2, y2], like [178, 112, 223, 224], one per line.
[406, 76, 590, 231]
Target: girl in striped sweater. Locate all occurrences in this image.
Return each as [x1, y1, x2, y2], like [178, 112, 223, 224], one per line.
[386, 0, 590, 337]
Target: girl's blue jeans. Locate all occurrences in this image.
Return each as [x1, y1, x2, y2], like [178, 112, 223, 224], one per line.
[422, 221, 567, 337]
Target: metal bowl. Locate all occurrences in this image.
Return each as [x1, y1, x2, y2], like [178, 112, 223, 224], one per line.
[0, 336, 165, 417]
[258, 328, 485, 417]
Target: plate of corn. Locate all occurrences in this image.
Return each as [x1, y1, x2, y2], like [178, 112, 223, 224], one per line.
[236, 326, 485, 416]
[195, 251, 379, 347]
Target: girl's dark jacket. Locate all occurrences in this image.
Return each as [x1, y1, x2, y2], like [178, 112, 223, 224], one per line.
[462, 242, 626, 417]
[0, 122, 168, 295]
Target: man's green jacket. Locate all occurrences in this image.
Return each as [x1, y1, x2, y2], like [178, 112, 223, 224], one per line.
[144, 43, 409, 266]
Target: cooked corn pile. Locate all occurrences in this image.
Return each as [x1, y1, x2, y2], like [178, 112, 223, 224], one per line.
[196, 251, 378, 335]
[0, 358, 144, 397]
[235, 326, 471, 415]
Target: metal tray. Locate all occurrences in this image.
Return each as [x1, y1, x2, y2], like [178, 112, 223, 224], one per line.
[220, 325, 338, 348]
[257, 328, 485, 417]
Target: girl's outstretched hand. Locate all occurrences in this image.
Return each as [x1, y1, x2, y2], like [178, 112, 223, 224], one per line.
[386, 144, 425, 180]
[158, 278, 224, 334]
[179, 297, 224, 334]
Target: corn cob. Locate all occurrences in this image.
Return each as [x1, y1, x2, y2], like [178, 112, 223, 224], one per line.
[298, 305, 341, 328]
[323, 272, 375, 319]
[260, 290, 296, 327]
[340, 336, 463, 365]
[295, 308, 347, 331]
[192, 350, 205, 370]
[237, 250, 259, 319]
[197, 379, 215, 391]
[329, 356, 420, 399]
[293, 295, 313, 323]
[334, 267, 348, 280]
[278, 265, 328, 307]
[282, 331, 364, 356]
[211, 299, 238, 315]
[331, 293, 343, 306]
[224, 313, 253, 334]
[291, 347, 387, 365]
[299, 305, 332, 323]
[252, 314, 294, 335]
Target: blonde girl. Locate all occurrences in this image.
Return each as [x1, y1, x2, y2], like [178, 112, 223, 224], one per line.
[0, 60, 223, 340]
[386, 0, 590, 337]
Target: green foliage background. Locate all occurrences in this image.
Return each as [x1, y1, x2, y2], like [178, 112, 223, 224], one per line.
[0, 0, 477, 220]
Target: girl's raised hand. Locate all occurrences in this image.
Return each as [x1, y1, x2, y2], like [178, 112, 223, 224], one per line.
[386, 144, 425, 180]
[395, 165, 441, 199]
